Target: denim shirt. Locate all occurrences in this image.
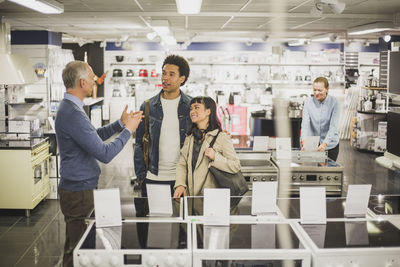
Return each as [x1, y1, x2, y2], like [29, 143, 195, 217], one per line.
[134, 90, 192, 180]
[301, 94, 340, 150]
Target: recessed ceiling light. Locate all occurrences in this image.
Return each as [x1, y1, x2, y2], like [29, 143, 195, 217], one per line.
[8, 0, 64, 14]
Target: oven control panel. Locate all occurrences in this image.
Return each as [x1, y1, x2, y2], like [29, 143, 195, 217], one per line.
[290, 172, 342, 184]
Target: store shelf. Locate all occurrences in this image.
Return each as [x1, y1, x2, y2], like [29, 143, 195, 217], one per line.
[83, 97, 104, 107]
[110, 77, 159, 81]
[360, 64, 379, 67]
[361, 86, 387, 90]
[110, 62, 344, 67]
[8, 102, 42, 106]
[110, 62, 156, 66]
[357, 110, 387, 115]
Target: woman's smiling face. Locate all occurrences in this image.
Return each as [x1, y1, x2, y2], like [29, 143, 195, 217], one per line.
[190, 102, 210, 125]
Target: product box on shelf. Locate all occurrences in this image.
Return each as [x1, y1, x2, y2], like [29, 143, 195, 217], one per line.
[8, 117, 40, 133]
[49, 155, 60, 178]
[374, 138, 387, 153]
[357, 113, 374, 132]
[47, 177, 59, 199]
[378, 121, 387, 139]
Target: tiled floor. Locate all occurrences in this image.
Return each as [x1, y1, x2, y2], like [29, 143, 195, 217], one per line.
[0, 140, 399, 267]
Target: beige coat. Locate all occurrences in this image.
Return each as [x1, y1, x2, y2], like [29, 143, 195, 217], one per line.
[174, 129, 241, 196]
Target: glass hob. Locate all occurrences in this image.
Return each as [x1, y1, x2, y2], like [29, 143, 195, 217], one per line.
[301, 220, 400, 249]
[90, 197, 182, 219]
[186, 196, 346, 219]
[277, 198, 346, 219]
[368, 195, 400, 216]
[291, 158, 341, 168]
[273, 158, 342, 168]
[196, 223, 302, 250]
[79, 222, 187, 250]
[201, 259, 303, 267]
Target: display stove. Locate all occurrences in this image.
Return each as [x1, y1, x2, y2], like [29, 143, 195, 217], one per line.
[367, 194, 400, 230]
[74, 220, 191, 267]
[236, 150, 279, 189]
[294, 219, 400, 267]
[192, 221, 311, 267]
[272, 151, 343, 196]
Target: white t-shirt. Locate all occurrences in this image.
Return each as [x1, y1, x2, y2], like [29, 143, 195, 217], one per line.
[147, 95, 181, 181]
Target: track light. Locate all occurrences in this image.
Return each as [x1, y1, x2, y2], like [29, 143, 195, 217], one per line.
[384, 34, 391, 42]
[310, 0, 345, 16]
[329, 33, 338, 42]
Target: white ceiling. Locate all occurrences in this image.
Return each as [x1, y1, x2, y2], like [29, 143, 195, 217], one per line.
[0, 0, 400, 44]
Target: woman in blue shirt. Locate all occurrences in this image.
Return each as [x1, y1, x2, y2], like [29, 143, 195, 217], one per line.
[301, 77, 340, 161]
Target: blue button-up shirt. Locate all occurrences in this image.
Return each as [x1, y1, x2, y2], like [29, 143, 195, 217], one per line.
[301, 94, 340, 150]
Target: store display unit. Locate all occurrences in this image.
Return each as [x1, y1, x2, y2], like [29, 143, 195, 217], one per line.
[236, 150, 279, 189]
[74, 220, 191, 267]
[192, 221, 311, 267]
[293, 219, 400, 267]
[271, 151, 344, 196]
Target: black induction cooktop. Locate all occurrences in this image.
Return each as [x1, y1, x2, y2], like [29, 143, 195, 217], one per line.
[301, 220, 400, 249]
[196, 223, 302, 250]
[201, 259, 303, 267]
[277, 198, 346, 219]
[79, 222, 187, 250]
[186, 196, 346, 218]
[368, 195, 400, 216]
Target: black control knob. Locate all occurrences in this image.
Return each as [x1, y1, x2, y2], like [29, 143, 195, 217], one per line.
[270, 177, 275, 181]
[299, 176, 305, 180]
[319, 176, 323, 181]
[327, 176, 331, 181]
[292, 176, 296, 181]
[334, 176, 339, 180]
[253, 177, 257, 181]
[261, 177, 266, 181]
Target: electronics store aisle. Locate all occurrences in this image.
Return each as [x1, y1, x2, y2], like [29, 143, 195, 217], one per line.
[0, 140, 399, 267]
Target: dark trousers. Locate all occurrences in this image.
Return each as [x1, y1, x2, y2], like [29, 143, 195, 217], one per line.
[327, 143, 340, 161]
[59, 189, 94, 267]
[141, 178, 175, 197]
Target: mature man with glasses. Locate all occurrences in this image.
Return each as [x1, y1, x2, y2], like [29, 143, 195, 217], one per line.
[55, 60, 143, 267]
[300, 76, 340, 161]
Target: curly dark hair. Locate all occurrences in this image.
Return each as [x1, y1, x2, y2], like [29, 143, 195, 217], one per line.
[189, 96, 222, 140]
[162, 54, 190, 86]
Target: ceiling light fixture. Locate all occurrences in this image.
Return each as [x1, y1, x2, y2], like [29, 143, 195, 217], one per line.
[348, 22, 394, 35]
[310, 0, 345, 17]
[8, 0, 64, 14]
[288, 39, 307, 46]
[146, 32, 157, 40]
[175, 0, 202, 14]
[383, 34, 391, 42]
